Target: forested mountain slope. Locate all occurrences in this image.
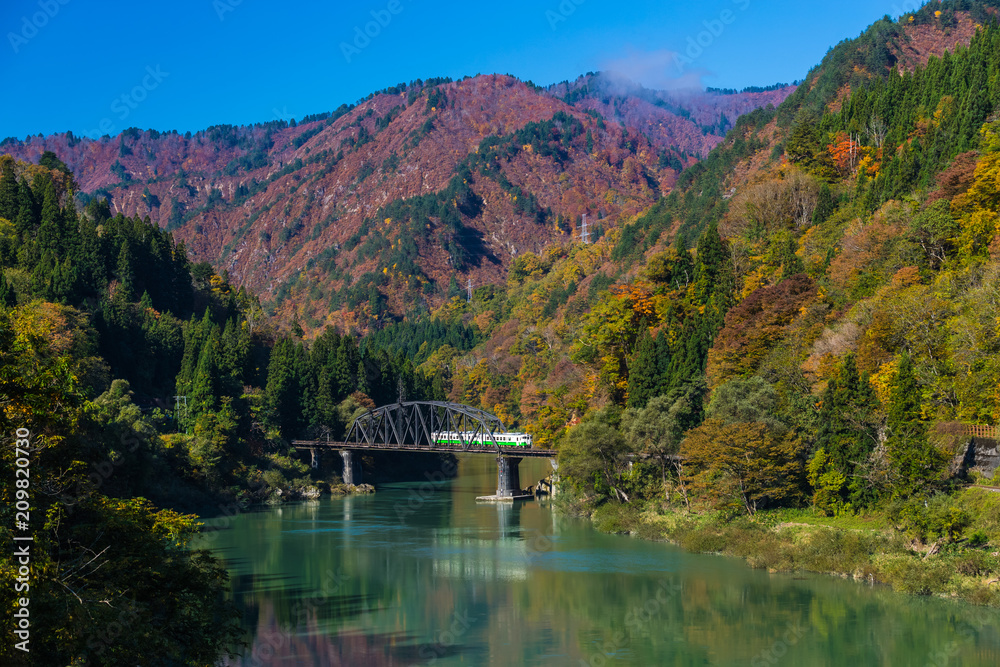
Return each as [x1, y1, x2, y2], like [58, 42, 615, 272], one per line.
[548, 72, 795, 158]
[1, 74, 790, 332]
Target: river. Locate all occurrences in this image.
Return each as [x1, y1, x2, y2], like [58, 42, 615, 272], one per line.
[202, 455, 1000, 666]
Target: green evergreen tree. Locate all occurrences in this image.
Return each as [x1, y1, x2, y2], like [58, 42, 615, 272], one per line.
[0, 271, 15, 309]
[0, 160, 18, 221]
[61, 191, 80, 251]
[692, 220, 731, 303]
[671, 235, 695, 289]
[40, 177, 60, 230]
[14, 178, 36, 236]
[335, 336, 360, 399]
[812, 183, 836, 224]
[264, 337, 303, 436]
[778, 236, 805, 280]
[626, 329, 659, 409]
[886, 353, 945, 497]
[810, 353, 880, 510]
[116, 241, 136, 301]
[189, 332, 220, 419]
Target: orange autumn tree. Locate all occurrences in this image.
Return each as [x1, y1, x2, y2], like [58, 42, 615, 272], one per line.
[570, 281, 661, 403]
[680, 420, 806, 516]
[828, 132, 881, 178]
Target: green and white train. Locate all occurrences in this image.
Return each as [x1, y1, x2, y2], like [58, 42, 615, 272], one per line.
[430, 430, 533, 447]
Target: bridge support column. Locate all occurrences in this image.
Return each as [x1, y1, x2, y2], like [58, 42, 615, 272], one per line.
[496, 456, 522, 497]
[310, 448, 319, 470]
[340, 450, 361, 486]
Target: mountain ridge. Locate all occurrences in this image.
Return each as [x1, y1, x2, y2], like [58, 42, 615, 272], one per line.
[1, 73, 790, 331]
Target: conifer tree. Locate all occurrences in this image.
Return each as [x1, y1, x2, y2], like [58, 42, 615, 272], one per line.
[812, 183, 836, 224]
[40, 177, 60, 230]
[189, 332, 220, 419]
[626, 329, 659, 409]
[778, 236, 805, 280]
[670, 235, 695, 289]
[264, 337, 304, 436]
[334, 336, 359, 399]
[116, 241, 136, 301]
[810, 353, 880, 511]
[886, 353, 945, 497]
[0, 271, 15, 309]
[0, 159, 18, 221]
[14, 179, 35, 236]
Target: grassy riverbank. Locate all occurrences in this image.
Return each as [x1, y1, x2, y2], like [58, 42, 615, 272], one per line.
[577, 487, 1000, 607]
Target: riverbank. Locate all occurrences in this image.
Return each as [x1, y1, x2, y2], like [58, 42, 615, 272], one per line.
[576, 486, 1000, 607]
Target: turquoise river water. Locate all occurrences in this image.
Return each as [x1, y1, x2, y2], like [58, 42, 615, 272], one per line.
[201, 455, 1000, 666]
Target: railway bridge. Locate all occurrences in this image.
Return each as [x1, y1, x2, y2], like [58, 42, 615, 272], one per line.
[292, 401, 557, 498]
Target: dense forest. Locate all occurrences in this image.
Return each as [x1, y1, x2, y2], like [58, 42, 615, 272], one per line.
[533, 3, 1000, 604]
[0, 152, 470, 662]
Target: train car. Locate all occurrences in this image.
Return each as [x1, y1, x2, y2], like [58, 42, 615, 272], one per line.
[430, 430, 533, 447]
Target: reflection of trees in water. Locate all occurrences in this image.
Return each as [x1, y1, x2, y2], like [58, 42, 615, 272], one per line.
[555, 570, 1000, 665]
[213, 487, 1000, 666]
[222, 598, 445, 666]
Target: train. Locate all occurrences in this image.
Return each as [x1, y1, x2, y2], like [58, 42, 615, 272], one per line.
[430, 430, 533, 447]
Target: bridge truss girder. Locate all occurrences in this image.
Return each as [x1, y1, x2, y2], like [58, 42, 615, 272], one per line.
[344, 401, 508, 453]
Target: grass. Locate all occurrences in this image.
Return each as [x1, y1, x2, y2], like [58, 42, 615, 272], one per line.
[954, 487, 1000, 541]
[586, 496, 1000, 607]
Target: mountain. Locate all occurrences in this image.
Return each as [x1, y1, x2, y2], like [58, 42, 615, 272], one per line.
[0, 74, 789, 329]
[3, 0, 998, 448]
[547, 72, 796, 158]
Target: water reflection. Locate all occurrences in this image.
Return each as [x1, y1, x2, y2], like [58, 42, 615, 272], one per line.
[211, 456, 1000, 666]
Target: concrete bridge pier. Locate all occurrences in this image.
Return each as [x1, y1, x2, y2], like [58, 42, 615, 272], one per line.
[340, 450, 362, 486]
[310, 448, 319, 469]
[496, 456, 522, 497]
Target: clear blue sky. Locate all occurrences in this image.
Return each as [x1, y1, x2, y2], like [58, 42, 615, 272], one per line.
[0, 0, 913, 139]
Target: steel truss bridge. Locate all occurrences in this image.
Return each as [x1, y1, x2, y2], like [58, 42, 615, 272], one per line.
[292, 401, 555, 457]
[291, 402, 557, 497]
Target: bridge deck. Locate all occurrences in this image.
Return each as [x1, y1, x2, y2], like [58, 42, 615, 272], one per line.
[291, 440, 557, 458]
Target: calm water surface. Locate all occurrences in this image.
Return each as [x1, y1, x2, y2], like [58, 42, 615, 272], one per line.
[205, 456, 1000, 666]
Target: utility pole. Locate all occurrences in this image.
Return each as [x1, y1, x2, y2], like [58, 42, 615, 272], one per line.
[581, 213, 590, 244]
[467, 278, 473, 303]
[173, 395, 188, 424]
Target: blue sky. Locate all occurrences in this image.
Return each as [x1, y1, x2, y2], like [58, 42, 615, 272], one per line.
[1, 0, 915, 139]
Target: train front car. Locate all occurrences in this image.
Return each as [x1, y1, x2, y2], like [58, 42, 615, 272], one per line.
[430, 430, 533, 448]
